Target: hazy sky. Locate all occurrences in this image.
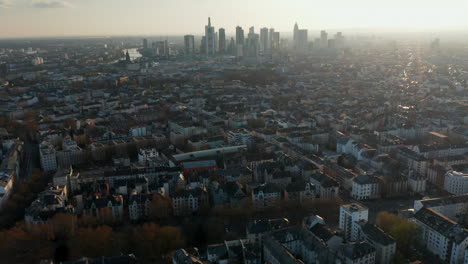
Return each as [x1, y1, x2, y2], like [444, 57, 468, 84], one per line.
[1, 0, 468, 38]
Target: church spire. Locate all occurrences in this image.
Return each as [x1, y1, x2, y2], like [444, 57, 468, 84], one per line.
[125, 50, 130, 62]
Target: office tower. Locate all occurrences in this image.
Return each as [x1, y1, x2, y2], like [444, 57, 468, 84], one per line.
[246, 28, 259, 58]
[260, 27, 269, 53]
[235, 26, 244, 57]
[164, 40, 170, 56]
[200, 36, 206, 54]
[155, 41, 168, 56]
[236, 26, 245, 45]
[143, 38, 148, 49]
[272, 32, 280, 51]
[339, 203, 369, 241]
[218, 28, 226, 54]
[184, 35, 195, 55]
[335, 32, 344, 47]
[268, 28, 274, 51]
[293, 22, 299, 43]
[204, 17, 216, 56]
[314, 38, 321, 48]
[328, 39, 335, 48]
[227, 37, 235, 55]
[296, 29, 308, 54]
[320, 30, 328, 48]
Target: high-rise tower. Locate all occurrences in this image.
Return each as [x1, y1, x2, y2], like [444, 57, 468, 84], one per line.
[204, 17, 216, 56]
[235, 26, 245, 57]
[184, 35, 195, 55]
[293, 22, 299, 43]
[218, 28, 226, 54]
[260, 27, 269, 53]
[320, 30, 328, 48]
[236, 26, 245, 45]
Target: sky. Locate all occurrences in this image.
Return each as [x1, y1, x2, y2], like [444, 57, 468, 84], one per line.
[1, 0, 468, 38]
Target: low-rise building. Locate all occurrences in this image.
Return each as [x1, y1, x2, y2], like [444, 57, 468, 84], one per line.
[83, 195, 124, 222]
[227, 129, 253, 146]
[414, 208, 468, 264]
[338, 242, 376, 264]
[444, 167, 468, 195]
[351, 175, 381, 200]
[309, 172, 339, 199]
[358, 223, 396, 264]
[172, 187, 208, 216]
[414, 194, 468, 223]
[251, 183, 281, 209]
[408, 171, 427, 194]
[39, 142, 57, 171]
[128, 193, 152, 221]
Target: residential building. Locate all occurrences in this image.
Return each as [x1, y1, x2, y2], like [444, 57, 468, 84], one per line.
[310, 172, 339, 199]
[444, 168, 468, 195]
[358, 223, 396, 264]
[339, 203, 369, 241]
[414, 195, 468, 223]
[414, 208, 468, 264]
[83, 195, 124, 222]
[251, 183, 281, 209]
[172, 187, 208, 216]
[227, 129, 252, 147]
[39, 141, 57, 171]
[128, 193, 152, 221]
[338, 242, 376, 264]
[351, 174, 381, 200]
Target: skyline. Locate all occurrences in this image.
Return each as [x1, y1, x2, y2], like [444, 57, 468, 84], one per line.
[1, 0, 468, 38]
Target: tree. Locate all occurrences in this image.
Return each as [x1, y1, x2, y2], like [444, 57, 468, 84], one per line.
[389, 220, 418, 255]
[0, 222, 54, 263]
[49, 213, 76, 240]
[376, 211, 400, 232]
[376, 211, 418, 256]
[68, 225, 119, 259]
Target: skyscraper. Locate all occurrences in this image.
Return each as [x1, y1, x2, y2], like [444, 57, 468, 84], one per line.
[204, 17, 216, 56]
[246, 27, 259, 58]
[260, 27, 269, 54]
[335, 32, 344, 48]
[143, 38, 148, 49]
[272, 32, 280, 51]
[320, 30, 328, 48]
[293, 22, 299, 43]
[184, 35, 195, 55]
[218, 28, 226, 54]
[268, 28, 274, 52]
[235, 26, 244, 57]
[236, 26, 245, 45]
[155, 40, 169, 56]
[227, 37, 235, 55]
[296, 29, 308, 54]
[200, 36, 206, 54]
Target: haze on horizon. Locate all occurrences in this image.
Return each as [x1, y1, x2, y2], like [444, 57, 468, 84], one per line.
[1, 0, 468, 38]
